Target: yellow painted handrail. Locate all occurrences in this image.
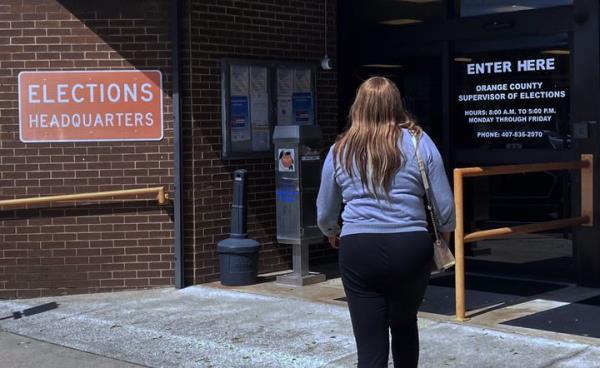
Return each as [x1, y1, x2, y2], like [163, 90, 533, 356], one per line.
[463, 216, 589, 243]
[453, 154, 593, 321]
[456, 160, 589, 178]
[0, 187, 168, 209]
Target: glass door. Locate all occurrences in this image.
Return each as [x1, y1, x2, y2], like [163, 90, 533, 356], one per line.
[338, 0, 598, 284]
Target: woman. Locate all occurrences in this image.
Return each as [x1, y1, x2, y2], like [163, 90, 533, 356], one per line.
[317, 77, 455, 367]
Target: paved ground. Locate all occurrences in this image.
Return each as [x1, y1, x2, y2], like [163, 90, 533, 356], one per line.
[1, 285, 600, 367]
[0, 331, 142, 368]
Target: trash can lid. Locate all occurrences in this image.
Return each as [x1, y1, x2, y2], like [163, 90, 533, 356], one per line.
[217, 237, 260, 253]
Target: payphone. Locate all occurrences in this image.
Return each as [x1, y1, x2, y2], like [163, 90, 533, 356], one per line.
[273, 125, 326, 286]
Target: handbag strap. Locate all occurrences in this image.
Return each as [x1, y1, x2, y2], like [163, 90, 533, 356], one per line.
[410, 132, 442, 244]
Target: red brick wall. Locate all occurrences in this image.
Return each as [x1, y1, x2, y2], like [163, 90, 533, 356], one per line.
[0, 0, 339, 297]
[183, 0, 338, 284]
[0, 0, 175, 298]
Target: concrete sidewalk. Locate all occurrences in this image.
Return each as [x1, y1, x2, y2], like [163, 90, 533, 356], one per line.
[1, 285, 599, 367]
[0, 331, 142, 368]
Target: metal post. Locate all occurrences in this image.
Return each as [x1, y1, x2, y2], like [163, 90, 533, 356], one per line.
[170, 0, 184, 289]
[581, 154, 594, 226]
[454, 169, 466, 321]
[290, 242, 310, 276]
[277, 241, 325, 286]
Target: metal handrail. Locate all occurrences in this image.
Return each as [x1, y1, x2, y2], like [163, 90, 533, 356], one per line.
[463, 216, 589, 243]
[453, 155, 593, 321]
[0, 187, 168, 209]
[457, 160, 589, 177]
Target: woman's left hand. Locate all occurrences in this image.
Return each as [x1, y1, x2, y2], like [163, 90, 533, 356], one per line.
[328, 236, 340, 249]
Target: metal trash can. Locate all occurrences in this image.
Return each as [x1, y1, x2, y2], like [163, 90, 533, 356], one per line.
[217, 169, 260, 286]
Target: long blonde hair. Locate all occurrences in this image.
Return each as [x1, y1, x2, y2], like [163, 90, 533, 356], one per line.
[334, 76, 421, 198]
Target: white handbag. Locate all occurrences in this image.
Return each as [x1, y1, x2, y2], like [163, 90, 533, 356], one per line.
[411, 133, 456, 271]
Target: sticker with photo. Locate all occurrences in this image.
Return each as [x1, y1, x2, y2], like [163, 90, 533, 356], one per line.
[278, 148, 295, 172]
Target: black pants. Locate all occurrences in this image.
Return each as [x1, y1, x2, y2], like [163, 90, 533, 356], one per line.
[339, 231, 432, 368]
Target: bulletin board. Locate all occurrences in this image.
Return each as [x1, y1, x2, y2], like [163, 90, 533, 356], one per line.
[221, 58, 317, 158]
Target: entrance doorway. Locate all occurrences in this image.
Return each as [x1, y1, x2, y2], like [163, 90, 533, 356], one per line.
[338, 1, 584, 286]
